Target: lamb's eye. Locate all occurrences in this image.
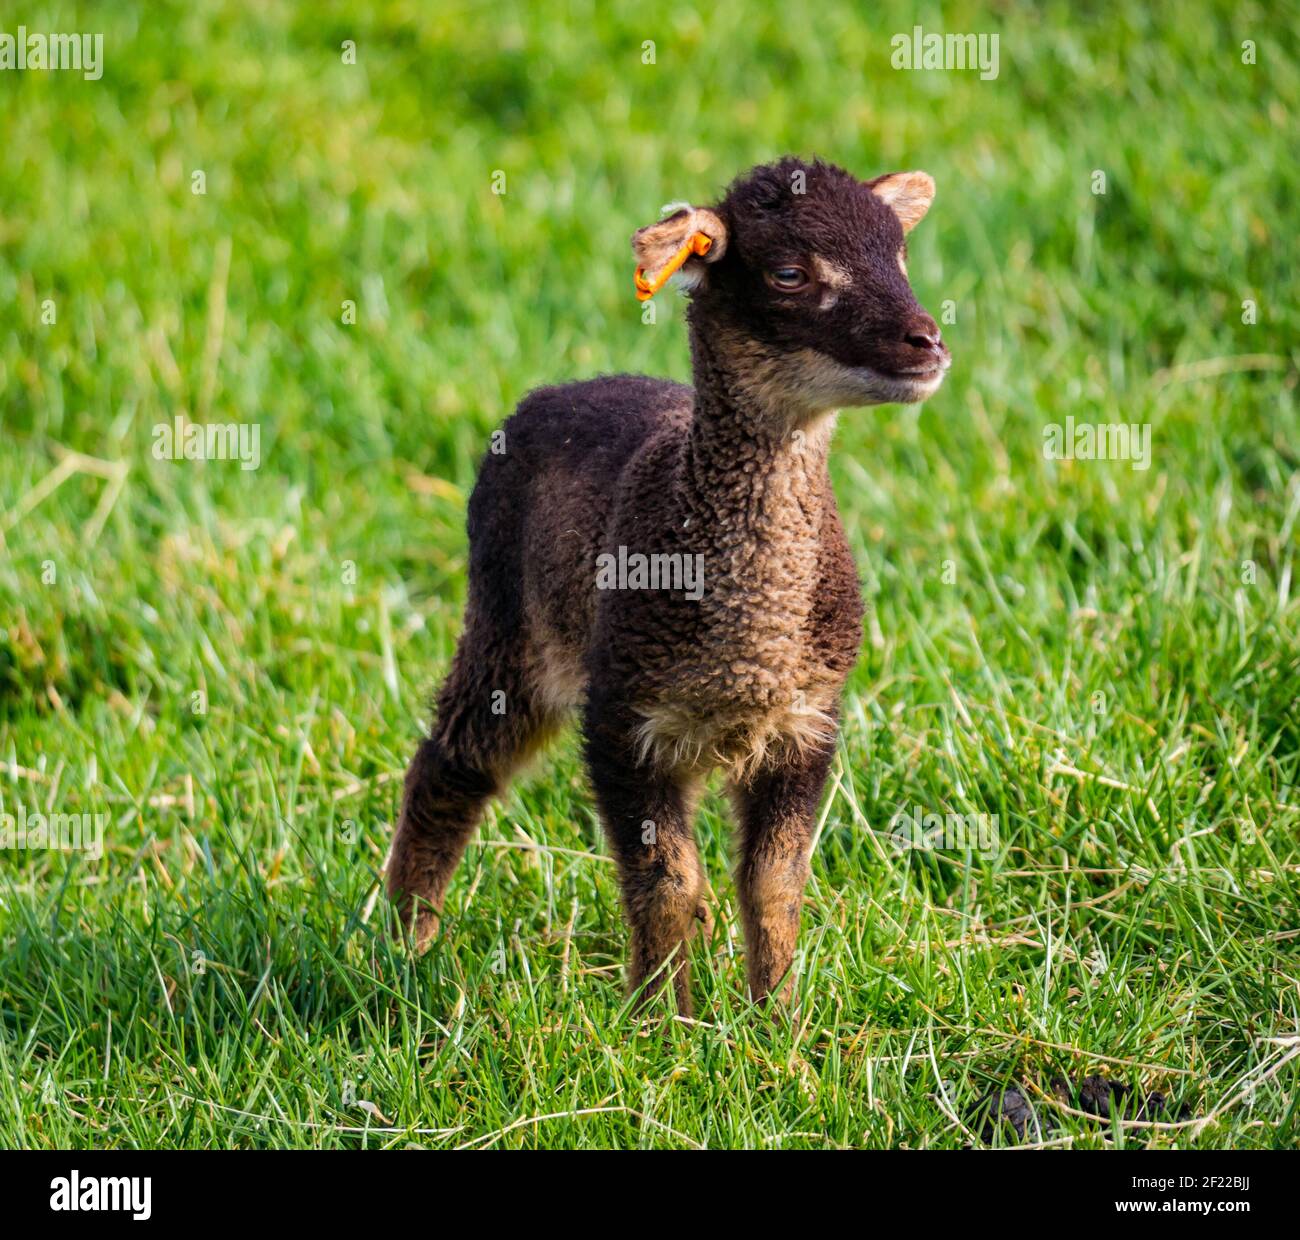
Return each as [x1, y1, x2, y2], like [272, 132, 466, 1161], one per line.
[766, 266, 810, 292]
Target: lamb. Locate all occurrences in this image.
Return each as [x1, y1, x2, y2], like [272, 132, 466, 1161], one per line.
[386, 156, 950, 1015]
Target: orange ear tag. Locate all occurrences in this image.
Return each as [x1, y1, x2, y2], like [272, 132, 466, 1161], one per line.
[634, 231, 712, 301]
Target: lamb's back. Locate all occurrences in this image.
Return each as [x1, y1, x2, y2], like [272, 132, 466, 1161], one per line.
[464, 375, 693, 667]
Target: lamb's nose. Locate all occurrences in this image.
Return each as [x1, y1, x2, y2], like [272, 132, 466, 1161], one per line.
[903, 312, 943, 354]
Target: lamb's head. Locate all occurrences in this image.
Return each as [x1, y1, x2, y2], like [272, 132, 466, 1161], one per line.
[631, 157, 951, 418]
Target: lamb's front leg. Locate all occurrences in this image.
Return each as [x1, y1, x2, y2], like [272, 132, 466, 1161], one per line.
[584, 703, 708, 1017]
[729, 739, 836, 1004]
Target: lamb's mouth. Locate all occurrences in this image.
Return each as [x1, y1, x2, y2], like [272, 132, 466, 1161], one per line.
[785, 347, 951, 411]
[845, 356, 950, 404]
[886, 357, 950, 379]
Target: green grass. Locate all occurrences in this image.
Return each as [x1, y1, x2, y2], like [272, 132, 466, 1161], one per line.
[1, 0, 1298, 1149]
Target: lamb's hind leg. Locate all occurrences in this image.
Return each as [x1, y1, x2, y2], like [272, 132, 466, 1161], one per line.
[584, 702, 707, 1016]
[728, 737, 836, 1004]
[387, 616, 554, 951]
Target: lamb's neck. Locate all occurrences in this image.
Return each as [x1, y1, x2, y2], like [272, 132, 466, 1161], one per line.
[678, 325, 834, 547]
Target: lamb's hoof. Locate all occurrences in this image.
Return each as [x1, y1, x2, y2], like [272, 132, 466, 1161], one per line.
[692, 900, 714, 943]
[388, 887, 439, 955]
[406, 905, 439, 954]
[690, 883, 716, 944]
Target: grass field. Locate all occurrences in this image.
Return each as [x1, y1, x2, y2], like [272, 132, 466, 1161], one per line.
[1, 0, 1298, 1149]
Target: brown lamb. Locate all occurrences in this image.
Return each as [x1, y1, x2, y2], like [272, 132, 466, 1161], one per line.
[386, 156, 950, 1015]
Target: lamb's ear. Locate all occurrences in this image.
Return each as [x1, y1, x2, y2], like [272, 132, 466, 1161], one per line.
[631, 205, 728, 288]
[868, 171, 935, 234]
